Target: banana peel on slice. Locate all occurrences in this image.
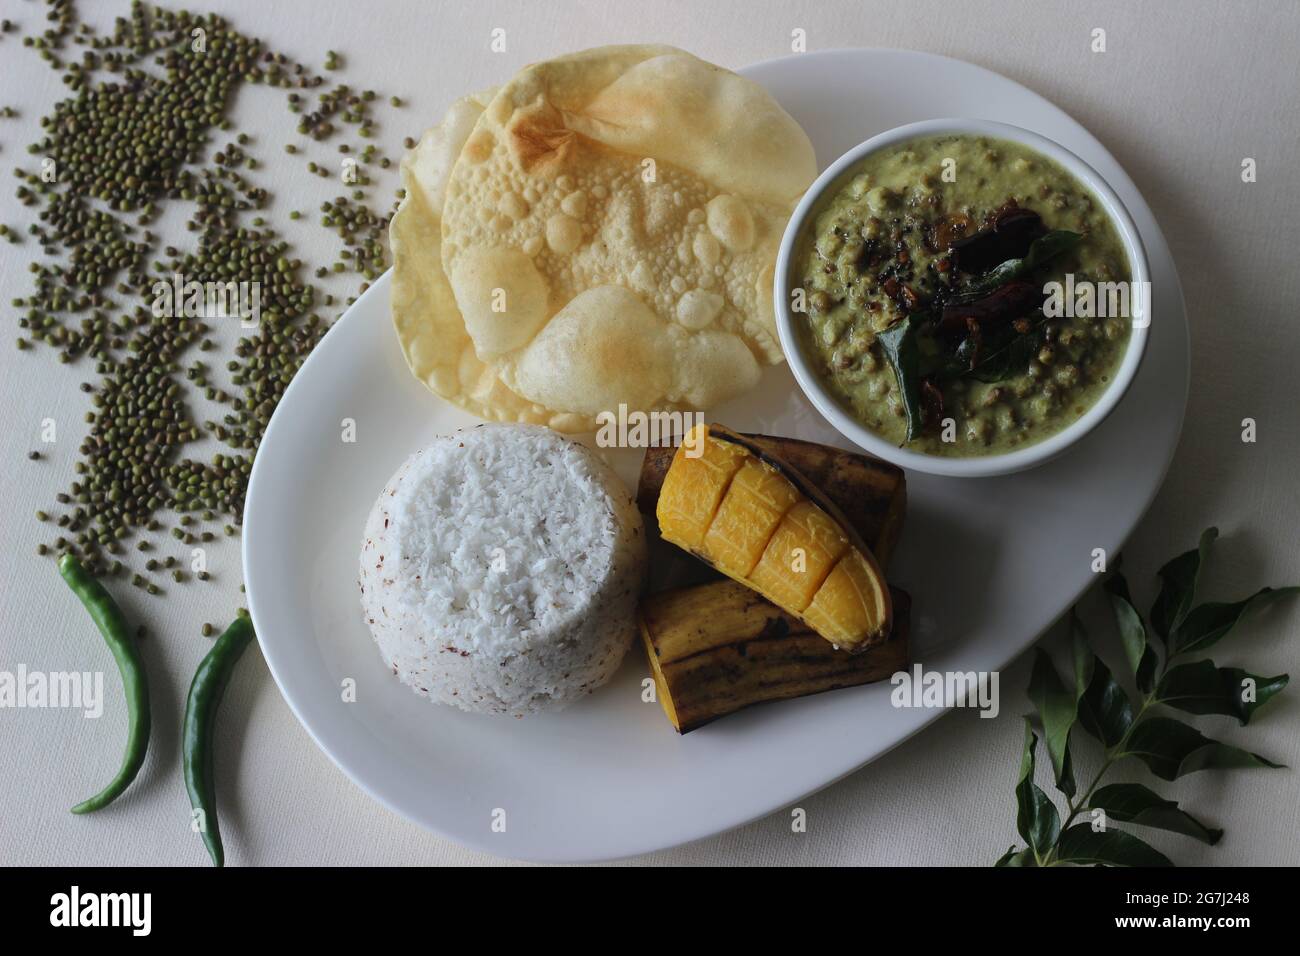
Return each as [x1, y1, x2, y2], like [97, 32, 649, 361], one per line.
[640, 579, 910, 733]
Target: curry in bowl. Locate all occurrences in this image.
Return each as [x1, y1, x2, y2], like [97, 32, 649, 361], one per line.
[792, 134, 1134, 457]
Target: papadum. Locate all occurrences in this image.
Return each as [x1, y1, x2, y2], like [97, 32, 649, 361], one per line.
[392, 46, 817, 431]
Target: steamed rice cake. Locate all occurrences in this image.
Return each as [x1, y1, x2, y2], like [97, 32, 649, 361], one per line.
[358, 424, 646, 715]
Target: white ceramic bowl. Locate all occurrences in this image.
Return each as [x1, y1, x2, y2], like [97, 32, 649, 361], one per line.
[774, 118, 1150, 478]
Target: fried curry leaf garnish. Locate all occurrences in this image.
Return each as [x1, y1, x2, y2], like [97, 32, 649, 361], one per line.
[960, 321, 1047, 384]
[953, 229, 1084, 301]
[876, 316, 924, 442]
[950, 207, 1046, 275]
[871, 227, 1082, 445]
[939, 280, 1042, 334]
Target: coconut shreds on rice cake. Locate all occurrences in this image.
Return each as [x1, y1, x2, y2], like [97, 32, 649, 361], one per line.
[359, 423, 646, 715]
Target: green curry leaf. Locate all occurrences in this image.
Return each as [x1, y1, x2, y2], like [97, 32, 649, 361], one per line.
[1014, 719, 1061, 860]
[1150, 527, 1218, 643]
[1104, 572, 1158, 693]
[1170, 586, 1300, 656]
[875, 316, 924, 442]
[1118, 717, 1284, 780]
[1156, 660, 1289, 725]
[1027, 649, 1076, 797]
[1055, 824, 1173, 867]
[1089, 783, 1222, 845]
[1076, 657, 1134, 750]
[993, 845, 1034, 867]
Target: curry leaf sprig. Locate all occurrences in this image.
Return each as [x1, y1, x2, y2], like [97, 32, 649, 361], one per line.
[996, 527, 1296, 867]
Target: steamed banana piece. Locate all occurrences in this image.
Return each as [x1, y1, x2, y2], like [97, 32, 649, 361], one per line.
[656, 423, 892, 652]
[701, 458, 801, 576]
[640, 579, 911, 733]
[636, 432, 907, 568]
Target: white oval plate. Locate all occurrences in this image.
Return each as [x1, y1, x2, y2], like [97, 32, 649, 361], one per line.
[244, 49, 1188, 863]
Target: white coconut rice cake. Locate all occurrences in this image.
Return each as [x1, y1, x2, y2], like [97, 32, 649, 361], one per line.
[359, 423, 646, 715]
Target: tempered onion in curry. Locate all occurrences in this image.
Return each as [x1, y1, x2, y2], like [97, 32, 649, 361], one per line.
[793, 134, 1133, 456]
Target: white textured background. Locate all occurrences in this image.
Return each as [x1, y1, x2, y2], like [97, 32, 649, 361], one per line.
[2, 0, 1298, 866]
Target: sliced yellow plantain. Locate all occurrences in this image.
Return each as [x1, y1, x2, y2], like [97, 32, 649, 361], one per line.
[655, 430, 748, 551]
[636, 432, 908, 568]
[749, 499, 850, 612]
[701, 457, 802, 577]
[655, 423, 892, 652]
[803, 548, 891, 648]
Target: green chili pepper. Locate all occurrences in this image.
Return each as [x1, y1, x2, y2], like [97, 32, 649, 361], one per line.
[58, 554, 151, 814]
[183, 615, 256, 867]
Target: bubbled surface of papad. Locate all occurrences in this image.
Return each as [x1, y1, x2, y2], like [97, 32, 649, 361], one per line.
[437, 45, 818, 433]
[389, 89, 556, 426]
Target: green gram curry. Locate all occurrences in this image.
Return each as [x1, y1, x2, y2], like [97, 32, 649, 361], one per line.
[794, 134, 1133, 456]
